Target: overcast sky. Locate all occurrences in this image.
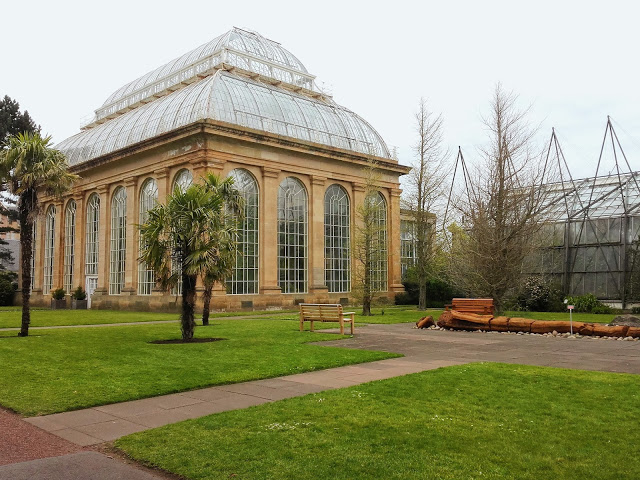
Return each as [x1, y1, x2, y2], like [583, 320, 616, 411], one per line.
[2, 0, 639, 182]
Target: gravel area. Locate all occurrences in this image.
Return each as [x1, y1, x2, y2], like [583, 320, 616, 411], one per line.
[0, 407, 84, 466]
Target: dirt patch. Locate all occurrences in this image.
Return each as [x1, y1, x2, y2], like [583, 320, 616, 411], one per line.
[0, 407, 85, 466]
[149, 338, 226, 345]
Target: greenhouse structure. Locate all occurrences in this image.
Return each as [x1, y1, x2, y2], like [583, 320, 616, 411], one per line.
[524, 170, 640, 308]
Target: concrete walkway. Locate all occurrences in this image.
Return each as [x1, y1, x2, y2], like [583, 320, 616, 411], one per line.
[25, 323, 640, 447]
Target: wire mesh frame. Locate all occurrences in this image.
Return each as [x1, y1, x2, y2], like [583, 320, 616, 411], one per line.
[63, 200, 77, 293]
[369, 192, 388, 292]
[43, 205, 56, 295]
[324, 184, 350, 293]
[227, 169, 259, 295]
[109, 187, 127, 295]
[85, 194, 100, 275]
[138, 178, 158, 295]
[171, 170, 193, 296]
[278, 177, 308, 294]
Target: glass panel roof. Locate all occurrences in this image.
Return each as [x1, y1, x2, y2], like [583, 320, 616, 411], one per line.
[89, 28, 314, 125]
[543, 172, 640, 221]
[58, 70, 391, 165]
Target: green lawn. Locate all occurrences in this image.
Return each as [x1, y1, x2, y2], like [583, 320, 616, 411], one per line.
[0, 307, 297, 328]
[504, 310, 617, 324]
[117, 363, 640, 480]
[0, 320, 398, 416]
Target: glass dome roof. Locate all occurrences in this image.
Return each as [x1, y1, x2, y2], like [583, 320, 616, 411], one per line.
[89, 28, 316, 126]
[58, 70, 391, 166]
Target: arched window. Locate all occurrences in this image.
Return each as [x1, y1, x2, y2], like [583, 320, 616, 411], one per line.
[85, 193, 100, 276]
[43, 205, 56, 294]
[109, 187, 127, 294]
[138, 178, 158, 295]
[278, 177, 307, 294]
[227, 169, 259, 295]
[368, 192, 388, 292]
[63, 200, 77, 292]
[171, 169, 192, 295]
[324, 184, 350, 293]
[173, 169, 193, 193]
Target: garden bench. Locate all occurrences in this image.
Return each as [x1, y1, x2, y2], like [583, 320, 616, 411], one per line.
[445, 298, 495, 316]
[299, 304, 355, 335]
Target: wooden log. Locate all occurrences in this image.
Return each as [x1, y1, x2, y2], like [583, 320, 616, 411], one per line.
[529, 321, 572, 334]
[488, 316, 510, 332]
[450, 310, 494, 324]
[592, 324, 629, 337]
[575, 323, 595, 336]
[416, 316, 435, 329]
[507, 318, 535, 333]
[626, 327, 640, 338]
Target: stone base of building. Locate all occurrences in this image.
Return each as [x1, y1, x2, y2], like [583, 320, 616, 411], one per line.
[19, 290, 399, 312]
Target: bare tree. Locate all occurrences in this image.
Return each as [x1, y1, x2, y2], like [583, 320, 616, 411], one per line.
[353, 157, 387, 316]
[405, 99, 448, 310]
[448, 85, 553, 312]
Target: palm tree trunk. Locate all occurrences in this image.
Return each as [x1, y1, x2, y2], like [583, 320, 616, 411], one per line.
[181, 273, 197, 340]
[18, 192, 34, 337]
[202, 282, 212, 326]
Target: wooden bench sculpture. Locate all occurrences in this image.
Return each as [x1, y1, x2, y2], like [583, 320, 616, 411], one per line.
[445, 298, 495, 316]
[299, 304, 355, 335]
[437, 309, 640, 338]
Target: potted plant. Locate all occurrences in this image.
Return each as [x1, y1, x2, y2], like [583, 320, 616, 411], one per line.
[51, 288, 67, 310]
[71, 286, 88, 310]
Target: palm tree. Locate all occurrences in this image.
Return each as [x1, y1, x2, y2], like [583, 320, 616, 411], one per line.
[139, 175, 242, 339]
[0, 132, 77, 336]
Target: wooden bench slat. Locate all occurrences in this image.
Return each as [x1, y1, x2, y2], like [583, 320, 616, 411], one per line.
[445, 298, 494, 315]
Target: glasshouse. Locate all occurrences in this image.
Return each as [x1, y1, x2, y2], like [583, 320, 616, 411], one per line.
[525, 170, 640, 308]
[29, 27, 410, 310]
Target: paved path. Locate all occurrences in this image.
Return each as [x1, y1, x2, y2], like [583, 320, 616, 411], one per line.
[4, 323, 640, 479]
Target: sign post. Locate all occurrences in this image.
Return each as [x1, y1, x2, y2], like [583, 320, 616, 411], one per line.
[567, 305, 574, 335]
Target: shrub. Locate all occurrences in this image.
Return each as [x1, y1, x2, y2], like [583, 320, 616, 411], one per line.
[565, 293, 611, 314]
[51, 288, 66, 300]
[631, 306, 640, 315]
[512, 277, 564, 312]
[591, 303, 613, 314]
[71, 286, 87, 300]
[0, 270, 17, 306]
[398, 267, 461, 306]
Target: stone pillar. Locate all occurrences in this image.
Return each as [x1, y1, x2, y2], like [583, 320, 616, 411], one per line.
[192, 158, 224, 180]
[388, 188, 404, 295]
[72, 192, 85, 293]
[260, 167, 281, 299]
[155, 168, 170, 204]
[122, 177, 138, 295]
[151, 169, 169, 300]
[94, 185, 109, 296]
[309, 175, 328, 300]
